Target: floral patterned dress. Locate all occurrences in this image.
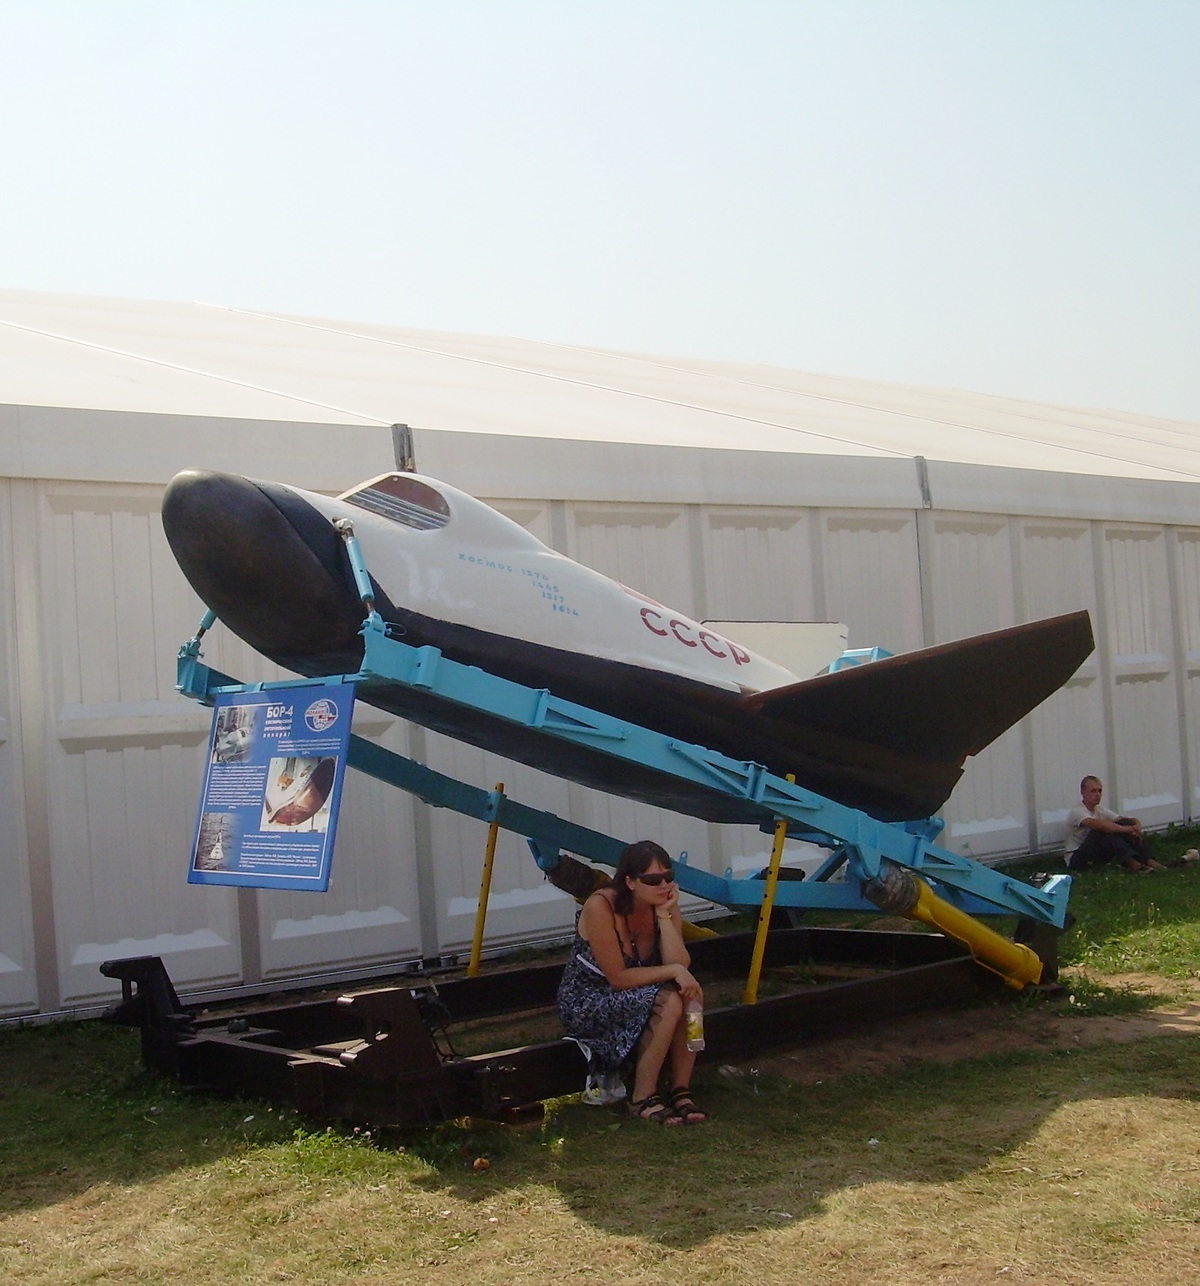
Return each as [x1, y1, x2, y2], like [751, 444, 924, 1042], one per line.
[557, 912, 663, 1073]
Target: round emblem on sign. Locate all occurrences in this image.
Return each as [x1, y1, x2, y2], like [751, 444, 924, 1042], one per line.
[304, 698, 339, 732]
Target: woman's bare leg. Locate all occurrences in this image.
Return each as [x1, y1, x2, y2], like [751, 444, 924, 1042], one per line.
[631, 987, 683, 1103]
[667, 1016, 697, 1090]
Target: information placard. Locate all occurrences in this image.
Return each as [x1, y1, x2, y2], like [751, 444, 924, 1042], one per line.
[188, 684, 355, 891]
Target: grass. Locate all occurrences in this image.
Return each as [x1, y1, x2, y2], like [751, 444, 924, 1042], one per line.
[5, 837, 1200, 1284]
[1063, 866, 1200, 981]
[1008, 825, 1200, 983]
[4, 1022, 1200, 1284]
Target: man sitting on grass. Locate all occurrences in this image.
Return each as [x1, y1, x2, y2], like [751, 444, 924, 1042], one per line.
[1064, 775, 1163, 872]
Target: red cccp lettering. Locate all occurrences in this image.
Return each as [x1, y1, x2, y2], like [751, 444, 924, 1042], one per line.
[698, 630, 726, 658]
[669, 619, 698, 647]
[642, 608, 749, 665]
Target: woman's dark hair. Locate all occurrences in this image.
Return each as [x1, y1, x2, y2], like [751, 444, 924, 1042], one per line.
[610, 840, 672, 916]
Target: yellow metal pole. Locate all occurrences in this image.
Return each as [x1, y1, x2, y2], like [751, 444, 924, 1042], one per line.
[467, 783, 504, 978]
[742, 776, 793, 1004]
[909, 877, 1043, 989]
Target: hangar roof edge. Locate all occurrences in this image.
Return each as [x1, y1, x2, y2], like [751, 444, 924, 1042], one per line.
[1, 289, 1197, 489]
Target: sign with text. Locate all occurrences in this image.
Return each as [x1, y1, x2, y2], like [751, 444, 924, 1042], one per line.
[188, 684, 355, 892]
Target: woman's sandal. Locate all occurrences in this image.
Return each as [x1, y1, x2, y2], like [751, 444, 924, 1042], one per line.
[668, 1085, 709, 1124]
[628, 1093, 682, 1125]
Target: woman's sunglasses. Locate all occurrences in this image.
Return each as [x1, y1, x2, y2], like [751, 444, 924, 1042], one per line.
[634, 871, 675, 886]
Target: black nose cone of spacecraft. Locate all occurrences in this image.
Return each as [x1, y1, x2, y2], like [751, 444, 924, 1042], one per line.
[162, 469, 366, 662]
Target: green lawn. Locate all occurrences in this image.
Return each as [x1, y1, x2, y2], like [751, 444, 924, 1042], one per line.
[4, 835, 1200, 1284]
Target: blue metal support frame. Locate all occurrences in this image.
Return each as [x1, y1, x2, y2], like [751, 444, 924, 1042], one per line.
[829, 645, 894, 671]
[176, 609, 1070, 927]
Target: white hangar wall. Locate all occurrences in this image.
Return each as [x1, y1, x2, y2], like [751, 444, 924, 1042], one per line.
[3, 412, 1200, 1019]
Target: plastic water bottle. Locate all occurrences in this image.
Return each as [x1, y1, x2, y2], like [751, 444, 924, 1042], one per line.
[685, 1002, 705, 1052]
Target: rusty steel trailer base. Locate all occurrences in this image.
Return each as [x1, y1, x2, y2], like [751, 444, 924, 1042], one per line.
[102, 926, 1019, 1128]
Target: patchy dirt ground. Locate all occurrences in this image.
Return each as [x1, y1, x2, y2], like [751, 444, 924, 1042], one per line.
[740, 971, 1200, 1085]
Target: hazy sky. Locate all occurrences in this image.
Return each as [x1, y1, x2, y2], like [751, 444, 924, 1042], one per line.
[2, 1, 1198, 421]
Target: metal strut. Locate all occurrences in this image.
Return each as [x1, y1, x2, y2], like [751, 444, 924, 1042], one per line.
[176, 607, 1071, 937]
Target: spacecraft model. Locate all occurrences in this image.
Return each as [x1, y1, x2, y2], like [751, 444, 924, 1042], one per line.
[162, 469, 1093, 823]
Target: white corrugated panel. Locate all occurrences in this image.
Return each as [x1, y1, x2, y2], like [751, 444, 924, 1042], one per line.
[254, 719, 424, 981]
[820, 510, 923, 653]
[30, 482, 240, 1004]
[701, 508, 815, 622]
[1174, 530, 1200, 818]
[568, 502, 695, 615]
[1019, 520, 1108, 849]
[421, 733, 577, 955]
[927, 514, 1028, 855]
[0, 481, 38, 1015]
[1101, 526, 1183, 827]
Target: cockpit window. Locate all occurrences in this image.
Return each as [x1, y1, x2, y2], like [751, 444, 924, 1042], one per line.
[342, 475, 450, 531]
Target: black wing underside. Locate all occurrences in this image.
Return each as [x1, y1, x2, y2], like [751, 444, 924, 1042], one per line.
[741, 611, 1095, 764]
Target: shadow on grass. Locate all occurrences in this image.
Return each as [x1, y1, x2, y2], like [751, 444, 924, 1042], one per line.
[4, 1007, 1200, 1254]
[394, 1029, 1200, 1249]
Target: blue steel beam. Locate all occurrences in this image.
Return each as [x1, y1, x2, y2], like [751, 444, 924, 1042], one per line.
[352, 620, 1069, 926]
[176, 619, 1069, 926]
[176, 649, 879, 912]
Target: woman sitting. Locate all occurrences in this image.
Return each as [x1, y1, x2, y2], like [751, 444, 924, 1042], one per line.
[557, 840, 708, 1124]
